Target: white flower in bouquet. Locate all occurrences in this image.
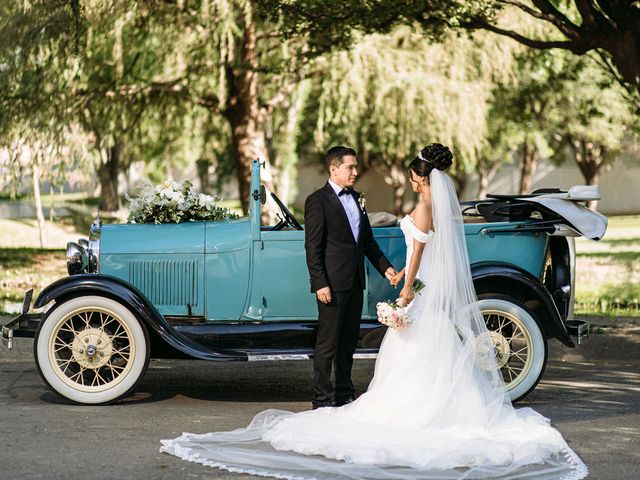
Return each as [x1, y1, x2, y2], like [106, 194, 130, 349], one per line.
[376, 278, 425, 329]
[170, 190, 185, 203]
[198, 193, 215, 210]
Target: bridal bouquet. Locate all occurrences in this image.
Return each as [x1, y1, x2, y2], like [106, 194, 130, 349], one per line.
[376, 279, 425, 329]
[127, 180, 239, 224]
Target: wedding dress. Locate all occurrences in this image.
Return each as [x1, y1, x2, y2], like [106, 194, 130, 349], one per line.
[161, 169, 588, 480]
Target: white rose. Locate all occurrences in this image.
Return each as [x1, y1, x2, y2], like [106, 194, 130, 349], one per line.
[169, 190, 184, 203]
[199, 193, 215, 209]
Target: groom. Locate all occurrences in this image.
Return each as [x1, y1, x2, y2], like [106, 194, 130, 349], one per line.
[305, 146, 396, 409]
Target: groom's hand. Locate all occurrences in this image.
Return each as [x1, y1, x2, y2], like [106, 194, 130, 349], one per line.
[385, 267, 397, 285]
[316, 286, 332, 304]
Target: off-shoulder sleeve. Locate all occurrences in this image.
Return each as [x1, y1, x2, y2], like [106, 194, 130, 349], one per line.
[407, 220, 434, 243]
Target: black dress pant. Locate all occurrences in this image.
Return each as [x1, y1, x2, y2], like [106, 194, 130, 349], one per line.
[312, 276, 363, 407]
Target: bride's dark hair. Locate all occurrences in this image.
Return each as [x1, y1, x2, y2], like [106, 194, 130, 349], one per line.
[409, 143, 453, 177]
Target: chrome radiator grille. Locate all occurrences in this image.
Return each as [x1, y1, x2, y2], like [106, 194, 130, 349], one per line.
[128, 259, 198, 306]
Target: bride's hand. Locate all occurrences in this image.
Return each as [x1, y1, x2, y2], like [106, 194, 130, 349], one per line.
[391, 270, 405, 288]
[399, 285, 414, 305]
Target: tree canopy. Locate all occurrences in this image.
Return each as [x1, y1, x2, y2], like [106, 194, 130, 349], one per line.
[258, 0, 640, 108]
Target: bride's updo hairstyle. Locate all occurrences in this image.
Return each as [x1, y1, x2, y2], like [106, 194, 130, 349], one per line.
[409, 143, 453, 178]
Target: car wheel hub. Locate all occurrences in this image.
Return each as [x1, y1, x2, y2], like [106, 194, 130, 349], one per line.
[71, 327, 113, 369]
[474, 330, 511, 369]
[489, 330, 511, 368]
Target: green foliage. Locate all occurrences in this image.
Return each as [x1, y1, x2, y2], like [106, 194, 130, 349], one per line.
[548, 55, 637, 160]
[0, 1, 320, 210]
[484, 48, 569, 170]
[258, 0, 640, 111]
[256, 1, 493, 54]
[304, 26, 520, 176]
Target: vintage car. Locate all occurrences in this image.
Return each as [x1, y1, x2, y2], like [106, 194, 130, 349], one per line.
[2, 160, 607, 405]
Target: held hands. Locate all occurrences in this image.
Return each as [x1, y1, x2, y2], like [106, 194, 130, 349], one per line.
[389, 269, 405, 288]
[385, 267, 398, 286]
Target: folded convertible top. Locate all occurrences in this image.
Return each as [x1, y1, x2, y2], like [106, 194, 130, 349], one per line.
[468, 185, 608, 241]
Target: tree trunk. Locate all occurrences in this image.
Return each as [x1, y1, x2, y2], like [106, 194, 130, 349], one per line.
[584, 171, 600, 211]
[98, 142, 121, 212]
[477, 173, 490, 200]
[32, 163, 46, 248]
[196, 158, 212, 194]
[569, 137, 611, 211]
[451, 170, 469, 199]
[518, 142, 539, 195]
[392, 182, 406, 216]
[49, 183, 55, 222]
[373, 162, 406, 216]
[223, 9, 277, 223]
[476, 156, 499, 199]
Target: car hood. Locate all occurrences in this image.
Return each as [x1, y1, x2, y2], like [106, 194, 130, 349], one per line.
[100, 218, 250, 254]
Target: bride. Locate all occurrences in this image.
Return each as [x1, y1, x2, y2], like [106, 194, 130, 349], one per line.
[161, 144, 588, 480]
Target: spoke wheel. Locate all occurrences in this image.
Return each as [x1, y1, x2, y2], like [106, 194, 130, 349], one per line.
[477, 295, 548, 403]
[35, 296, 149, 404]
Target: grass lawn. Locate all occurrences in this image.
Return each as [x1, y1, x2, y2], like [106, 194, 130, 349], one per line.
[0, 214, 638, 317]
[0, 218, 82, 314]
[0, 248, 66, 315]
[574, 215, 640, 317]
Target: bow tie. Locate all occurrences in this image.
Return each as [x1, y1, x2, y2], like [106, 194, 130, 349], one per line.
[338, 188, 353, 197]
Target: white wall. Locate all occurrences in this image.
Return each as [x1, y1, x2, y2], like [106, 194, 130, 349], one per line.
[463, 155, 640, 216]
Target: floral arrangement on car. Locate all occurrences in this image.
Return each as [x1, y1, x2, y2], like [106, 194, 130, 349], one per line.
[376, 279, 425, 329]
[126, 180, 240, 224]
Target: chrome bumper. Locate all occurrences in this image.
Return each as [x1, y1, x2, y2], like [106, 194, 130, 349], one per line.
[1, 290, 42, 350]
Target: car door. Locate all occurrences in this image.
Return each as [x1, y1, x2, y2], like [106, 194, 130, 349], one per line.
[257, 229, 318, 320]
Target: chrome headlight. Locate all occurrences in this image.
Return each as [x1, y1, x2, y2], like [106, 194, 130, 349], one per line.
[67, 214, 102, 275]
[67, 242, 88, 275]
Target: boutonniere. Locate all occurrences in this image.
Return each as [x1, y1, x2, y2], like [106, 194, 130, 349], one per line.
[358, 192, 366, 210]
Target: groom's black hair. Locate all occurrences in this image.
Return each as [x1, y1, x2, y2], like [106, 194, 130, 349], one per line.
[325, 146, 356, 173]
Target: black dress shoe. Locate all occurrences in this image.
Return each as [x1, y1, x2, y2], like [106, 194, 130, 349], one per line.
[335, 396, 355, 407]
[312, 400, 336, 410]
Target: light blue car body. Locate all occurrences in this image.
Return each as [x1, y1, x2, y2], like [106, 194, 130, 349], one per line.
[99, 160, 547, 322]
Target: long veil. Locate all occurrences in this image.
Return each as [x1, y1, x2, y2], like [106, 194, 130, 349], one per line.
[424, 169, 510, 410]
[160, 169, 588, 480]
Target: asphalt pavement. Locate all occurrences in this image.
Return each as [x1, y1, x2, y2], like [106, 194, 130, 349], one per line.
[1, 324, 639, 480]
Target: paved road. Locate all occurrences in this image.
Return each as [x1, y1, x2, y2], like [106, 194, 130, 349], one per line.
[1, 332, 639, 480]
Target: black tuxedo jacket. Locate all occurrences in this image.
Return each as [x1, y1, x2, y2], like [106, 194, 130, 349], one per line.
[304, 182, 392, 293]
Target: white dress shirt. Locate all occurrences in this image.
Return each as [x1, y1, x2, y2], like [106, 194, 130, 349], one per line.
[328, 179, 361, 242]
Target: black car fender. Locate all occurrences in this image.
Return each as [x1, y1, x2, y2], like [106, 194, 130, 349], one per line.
[34, 274, 247, 361]
[471, 263, 575, 347]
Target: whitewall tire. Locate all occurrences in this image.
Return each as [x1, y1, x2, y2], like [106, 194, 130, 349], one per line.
[477, 295, 548, 403]
[35, 295, 150, 404]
